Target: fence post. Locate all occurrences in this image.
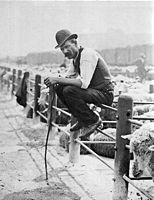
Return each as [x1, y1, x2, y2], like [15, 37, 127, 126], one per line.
[149, 84, 154, 93]
[5, 67, 10, 91]
[34, 74, 41, 117]
[0, 67, 5, 90]
[113, 94, 133, 200]
[69, 116, 80, 164]
[17, 70, 22, 86]
[11, 69, 16, 96]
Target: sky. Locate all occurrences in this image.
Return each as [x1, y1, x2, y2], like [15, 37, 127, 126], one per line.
[0, 1, 153, 57]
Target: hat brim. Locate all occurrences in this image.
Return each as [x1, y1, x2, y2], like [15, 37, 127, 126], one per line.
[55, 34, 78, 49]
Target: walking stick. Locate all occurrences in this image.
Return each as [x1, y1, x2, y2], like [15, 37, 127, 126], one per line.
[44, 85, 55, 181]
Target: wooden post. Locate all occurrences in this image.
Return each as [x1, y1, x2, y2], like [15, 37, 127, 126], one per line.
[11, 69, 16, 96]
[113, 94, 133, 200]
[69, 116, 80, 164]
[17, 69, 22, 85]
[34, 74, 41, 117]
[0, 67, 5, 90]
[7, 67, 11, 91]
[149, 84, 154, 94]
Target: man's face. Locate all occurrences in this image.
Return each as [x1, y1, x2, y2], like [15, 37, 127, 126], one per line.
[60, 40, 78, 59]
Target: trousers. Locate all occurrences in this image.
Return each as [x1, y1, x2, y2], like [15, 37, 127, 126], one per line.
[54, 84, 114, 125]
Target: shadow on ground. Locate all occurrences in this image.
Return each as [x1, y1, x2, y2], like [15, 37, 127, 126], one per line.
[2, 184, 81, 200]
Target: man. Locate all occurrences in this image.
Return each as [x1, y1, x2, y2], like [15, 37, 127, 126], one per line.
[133, 53, 147, 82]
[44, 29, 114, 138]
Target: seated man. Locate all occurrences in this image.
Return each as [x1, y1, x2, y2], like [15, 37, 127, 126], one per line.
[44, 29, 114, 138]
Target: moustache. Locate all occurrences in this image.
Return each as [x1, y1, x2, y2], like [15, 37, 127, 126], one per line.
[64, 53, 70, 57]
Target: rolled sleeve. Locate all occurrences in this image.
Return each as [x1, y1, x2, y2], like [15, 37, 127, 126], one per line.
[79, 61, 93, 89]
[79, 48, 98, 89]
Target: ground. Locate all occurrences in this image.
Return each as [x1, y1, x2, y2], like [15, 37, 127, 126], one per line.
[0, 90, 81, 200]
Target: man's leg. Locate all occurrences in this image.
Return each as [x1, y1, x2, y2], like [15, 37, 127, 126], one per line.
[55, 85, 112, 135]
[54, 84, 69, 108]
[63, 86, 103, 125]
[63, 85, 112, 135]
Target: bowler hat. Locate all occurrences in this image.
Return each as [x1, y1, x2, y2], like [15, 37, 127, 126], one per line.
[55, 29, 78, 49]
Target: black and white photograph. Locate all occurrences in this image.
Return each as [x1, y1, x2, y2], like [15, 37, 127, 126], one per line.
[0, 1, 154, 200]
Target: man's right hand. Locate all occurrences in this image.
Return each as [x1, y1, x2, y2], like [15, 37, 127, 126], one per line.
[44, 77, 58, 87]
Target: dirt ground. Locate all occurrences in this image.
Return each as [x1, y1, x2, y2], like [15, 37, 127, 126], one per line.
[0, 90, 81, 200]
[2, 185, 80, 200]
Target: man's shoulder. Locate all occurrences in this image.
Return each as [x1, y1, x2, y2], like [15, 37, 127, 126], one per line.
[82, 47, 97, 54]
[81, 47, 100, 60]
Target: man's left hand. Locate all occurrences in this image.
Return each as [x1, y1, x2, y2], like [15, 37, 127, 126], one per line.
[44, 77, 58, 87]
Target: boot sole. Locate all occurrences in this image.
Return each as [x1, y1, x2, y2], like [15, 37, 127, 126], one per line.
[80, 120, 102, 139]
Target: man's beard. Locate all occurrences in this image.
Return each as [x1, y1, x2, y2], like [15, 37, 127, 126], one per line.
[65, 53, 72, 59]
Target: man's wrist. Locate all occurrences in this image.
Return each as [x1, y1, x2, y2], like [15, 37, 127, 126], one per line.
[55, 77, 60, 84]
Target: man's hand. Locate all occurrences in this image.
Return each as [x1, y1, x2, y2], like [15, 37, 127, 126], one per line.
[44, 77, 58, 87]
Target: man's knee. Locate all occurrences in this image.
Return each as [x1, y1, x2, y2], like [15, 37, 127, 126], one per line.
[54, 84, 64, 95]
[63, 86, 78, 97]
